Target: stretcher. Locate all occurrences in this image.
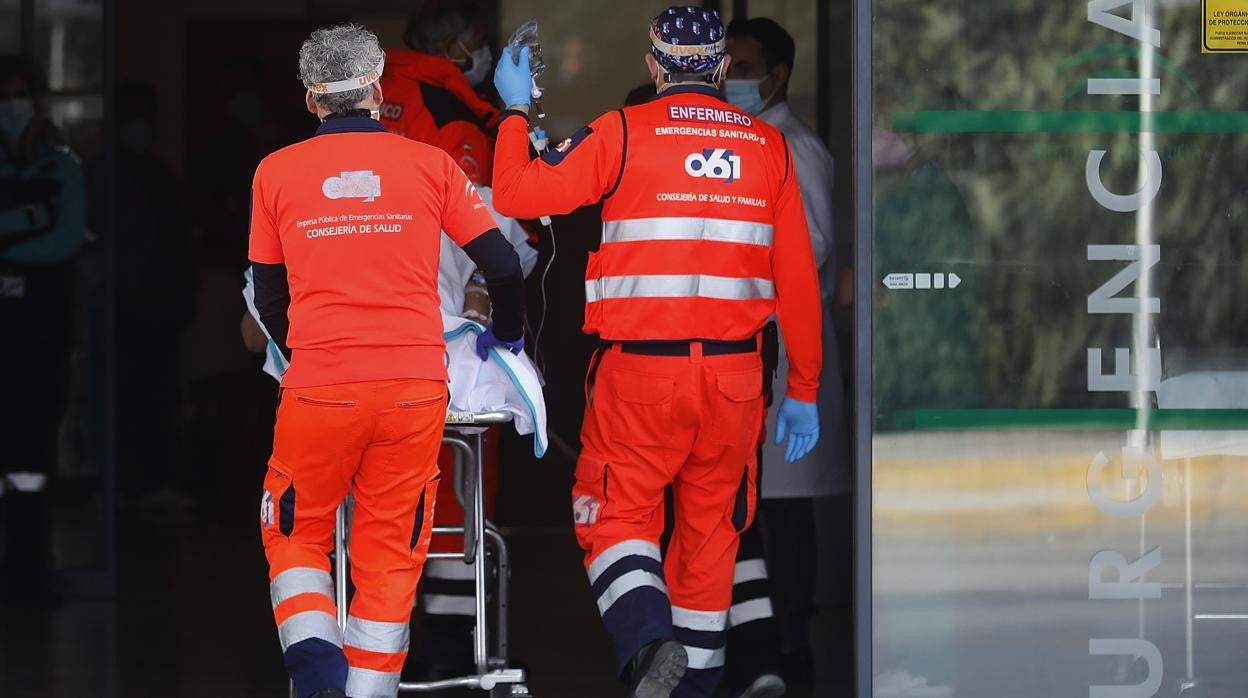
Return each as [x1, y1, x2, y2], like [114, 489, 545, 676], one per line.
[289, 411, 533, 697]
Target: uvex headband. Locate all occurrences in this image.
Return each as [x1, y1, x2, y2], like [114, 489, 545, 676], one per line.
[305, 53, 385, 95]
[649, 6, 726, 74]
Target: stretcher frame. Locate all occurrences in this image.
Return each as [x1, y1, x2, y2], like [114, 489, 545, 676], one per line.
[289, 411, 531, 697]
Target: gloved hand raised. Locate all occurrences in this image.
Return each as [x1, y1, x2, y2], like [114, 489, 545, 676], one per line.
[774, 398, 820, 463]
[475, 326, 525, 361]
[494, 45, 533, 110]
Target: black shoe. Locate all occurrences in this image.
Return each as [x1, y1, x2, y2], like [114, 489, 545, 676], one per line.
[309, 690, 347, 698]
[628, 640, 687, 698]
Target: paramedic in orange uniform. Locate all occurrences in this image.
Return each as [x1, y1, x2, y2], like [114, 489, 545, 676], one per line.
[249, 25, 525, 698]
[491, 7, 822, 698]
[379, 0, 499, 186]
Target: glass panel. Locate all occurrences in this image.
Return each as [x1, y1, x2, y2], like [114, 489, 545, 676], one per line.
[33, 0, 103, 92]
[872, 1, 1248, 696]
[731, 0, 818, 126]
[0, 0, 18, 53]
[2, 0, 109, 583]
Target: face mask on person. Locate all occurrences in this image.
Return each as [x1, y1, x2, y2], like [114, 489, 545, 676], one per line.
[0, 99, 35, 146]
[723, 74, 774, 115]
[452, 40, 493, 87]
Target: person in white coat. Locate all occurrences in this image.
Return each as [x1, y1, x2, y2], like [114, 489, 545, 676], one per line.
[721, 17, 850, 698]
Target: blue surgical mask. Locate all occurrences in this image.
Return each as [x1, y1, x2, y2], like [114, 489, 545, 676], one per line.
[723, 76, 772, 115]
[0, 99, 35, 147]
[453, 40, 493, 87]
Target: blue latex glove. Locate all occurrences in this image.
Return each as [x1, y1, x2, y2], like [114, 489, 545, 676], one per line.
[494, 45, 533, 109]
[774, 398, 820, 463]
[475, 326, 525, 361]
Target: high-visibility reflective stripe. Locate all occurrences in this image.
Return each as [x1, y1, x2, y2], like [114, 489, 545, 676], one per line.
[597, 570, 669, 616]
[733, 559, 768, 585]
[728, 597, 774, 627]
[5, 473, 47, 492]
[344, 616, 410, 654]
[345, 666, 401, 698]
[278, 610, 342, 651]
[585, 275, 775, 304]
[423, 593, 476, 616]
[587, 539, 662, 585]
[270, 567, 334, 609]
[672, 606, 728, 632]
[424, 559, 475, 581]
[602, 218, 774, 247]
[684, 645, 727, 670]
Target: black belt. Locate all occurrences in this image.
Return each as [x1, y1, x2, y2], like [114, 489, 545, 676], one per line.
[607, 337, 759, 357]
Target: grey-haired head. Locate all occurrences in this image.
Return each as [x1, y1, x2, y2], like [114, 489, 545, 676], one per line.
[299, 24, 385, 116]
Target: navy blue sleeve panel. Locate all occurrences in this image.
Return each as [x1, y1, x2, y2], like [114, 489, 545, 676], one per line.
[541, 125, 595, 166]
[251, 262, 292, 362]
[462, 228, 526, 343]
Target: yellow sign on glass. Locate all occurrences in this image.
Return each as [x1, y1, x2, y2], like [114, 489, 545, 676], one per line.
[1204, 0, 1248, 52]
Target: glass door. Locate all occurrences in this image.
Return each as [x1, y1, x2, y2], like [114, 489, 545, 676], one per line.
[866, 1, 1248, 696]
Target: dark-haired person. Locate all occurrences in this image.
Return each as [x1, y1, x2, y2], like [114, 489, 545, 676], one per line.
[725, 16, 850, 697]
[380, 0, 500, 186]
[0, 55, 86, 598]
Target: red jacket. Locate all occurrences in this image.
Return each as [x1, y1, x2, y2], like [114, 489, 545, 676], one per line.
[379, 50, 500, 185]
[491, 86, 822, 401]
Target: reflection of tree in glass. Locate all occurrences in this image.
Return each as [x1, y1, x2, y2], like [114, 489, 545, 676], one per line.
[873, 132, 981, 429]
[873, 2, 1248, 413]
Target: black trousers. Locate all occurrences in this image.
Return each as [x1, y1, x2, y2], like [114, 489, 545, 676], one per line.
[0, 260, 75, 575]
[725, 492, 855, 694]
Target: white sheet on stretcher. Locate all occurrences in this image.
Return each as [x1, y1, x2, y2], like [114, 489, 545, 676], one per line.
[241, 272, 548, 459]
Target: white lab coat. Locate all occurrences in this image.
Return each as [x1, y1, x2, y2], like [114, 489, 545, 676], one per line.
[757, 101, 849, 498]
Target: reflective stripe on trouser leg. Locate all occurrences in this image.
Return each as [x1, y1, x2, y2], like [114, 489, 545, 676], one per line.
[270, 565, 347, 696]
[586, 539, 674, 675]
[420, 559, 476, 616]
[5, 472, 48, 492]
[344, 617, 409, 697]
[728, 559, 775, 628]
[671, 606, 727, 698]
[420, 559, 477, 670]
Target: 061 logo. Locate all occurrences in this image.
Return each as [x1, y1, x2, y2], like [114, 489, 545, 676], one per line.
[685, 148, 742, 183]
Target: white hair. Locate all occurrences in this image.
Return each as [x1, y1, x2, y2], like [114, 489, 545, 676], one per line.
[298, 24, 383, 114]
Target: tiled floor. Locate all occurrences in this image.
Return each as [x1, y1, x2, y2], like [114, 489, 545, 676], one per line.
[0, 425, 842, 697]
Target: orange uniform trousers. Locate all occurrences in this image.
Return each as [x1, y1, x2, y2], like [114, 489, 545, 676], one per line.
[572, 343, 763, 697]
[261, 378, 446, 698]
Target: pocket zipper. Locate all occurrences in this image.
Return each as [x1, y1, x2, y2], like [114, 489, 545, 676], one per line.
[295, 396, 355, 407]
[398, 395, 444, 408]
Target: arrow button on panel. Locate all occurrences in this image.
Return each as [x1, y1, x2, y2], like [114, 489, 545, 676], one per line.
[881, 272, 962, 291]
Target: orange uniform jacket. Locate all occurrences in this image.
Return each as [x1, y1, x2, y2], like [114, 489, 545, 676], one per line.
[491, 85, 821, 401]
[248, 117, 498, 389]
[379, 50, 500, 185]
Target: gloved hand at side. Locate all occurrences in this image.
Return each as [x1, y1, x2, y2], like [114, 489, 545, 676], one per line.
[494, 45, 533, 110]
[774, 397, 820, 463]
[475, 326, 525, 361]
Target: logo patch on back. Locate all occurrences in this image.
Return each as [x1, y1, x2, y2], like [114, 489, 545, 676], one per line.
[323, 170, 382, 202]
[685, 148, 742, 183]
